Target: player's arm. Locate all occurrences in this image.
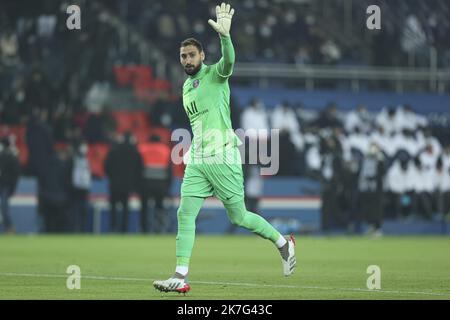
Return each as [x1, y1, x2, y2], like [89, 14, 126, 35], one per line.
[208, 3, 235, 78]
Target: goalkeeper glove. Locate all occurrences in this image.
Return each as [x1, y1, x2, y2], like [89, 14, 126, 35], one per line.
[208, 2, 235, 37]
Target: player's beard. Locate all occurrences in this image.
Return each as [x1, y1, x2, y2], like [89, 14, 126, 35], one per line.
[184, 62, 201, 76]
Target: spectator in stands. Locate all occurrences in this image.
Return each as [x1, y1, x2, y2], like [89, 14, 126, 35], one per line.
[26, 108, 54, 178]
[401, 14, 427, 66]
[294, 46, 312, 66]
[398, 105, 428, 132]
[295, 103, 317, 127]
[419, 144, 439, 173]
[319, 39, 342, 65]
[435, 157, 450, 217]
[411, 157, 434, 220]
[376, 107, 399, 136]
[25, 68, 54, 115]
[385, 159, 414, 219]
[417, 144, 440, 218]
[303, 123, 322, 176]
[422, 128, 442, 156]
[241, 98, 269, 137]
[240, 98, 269, 166]
[391, 129, 422, 160]
[3, 0, 450, 105]
[441, 146, 450, 172]
[319, 131, 344, 231]
[0, 137, 20, 234]
[0, 28, 19, 66]
[315, 103, 342, 129]
[83, 107, 117, 143]
[271, 102, 303, 175]
[52, 103, 74, 143]
[38, 148, 71, 233]
[157, 13, 177, 51]
[150, 95, 173, 128]
[84, 82, 111, 113]
[330, 125, 359, 232]
[1, 78, 28, 125]
[271, 101, 304, 152]
[305, 140, 322, 179]
[68, 141, 92, 233]
[137, 134, 172, 233]
[347, 127, 371, 156]
[104, 132, 143, 233]
[357, 143, 385, 237]
[345, 105, 371, 134]
[370, 126, 392, 158]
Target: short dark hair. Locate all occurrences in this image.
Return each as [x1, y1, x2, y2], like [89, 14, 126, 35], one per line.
[180, 38, 203, 53]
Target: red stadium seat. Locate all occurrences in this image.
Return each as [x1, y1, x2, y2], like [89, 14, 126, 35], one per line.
[113, 65, 133, 87]
[133, 86, 159, 103]
[111, 111, 136, 133]
[112, 65, 171, 103]
[133, 111, 150, 130]
[151, 79, 171, 91]
[111, 111, 151, 135]
[133, 66, 153, 90]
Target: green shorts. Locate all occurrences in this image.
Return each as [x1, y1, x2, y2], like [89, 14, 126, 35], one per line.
[181, 146, 245, 204]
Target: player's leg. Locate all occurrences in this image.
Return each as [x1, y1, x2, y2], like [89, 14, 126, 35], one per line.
[208, 147, 297, 276]
[153, 164, 212, 293]
[223, 200, 296, 276]
[153, 196, 204, 293]
[175, 196, 204, 272]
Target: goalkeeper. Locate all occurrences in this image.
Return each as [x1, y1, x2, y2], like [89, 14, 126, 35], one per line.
[153, 3, 296, 294]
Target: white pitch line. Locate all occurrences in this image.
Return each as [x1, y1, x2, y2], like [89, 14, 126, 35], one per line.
[0, 272, 448, 297]
[191, 280, 449, 297]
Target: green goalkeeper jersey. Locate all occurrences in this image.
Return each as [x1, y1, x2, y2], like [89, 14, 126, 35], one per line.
[182, 35, 241, 159]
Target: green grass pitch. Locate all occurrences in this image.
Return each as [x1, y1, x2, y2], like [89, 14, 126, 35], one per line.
[0, 235, 449, 299]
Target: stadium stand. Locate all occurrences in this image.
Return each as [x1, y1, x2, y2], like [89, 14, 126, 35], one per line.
[1, 0, 449, 235]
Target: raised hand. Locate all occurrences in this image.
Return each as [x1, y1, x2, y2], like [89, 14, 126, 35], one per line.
[208, 3, 235, 37]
